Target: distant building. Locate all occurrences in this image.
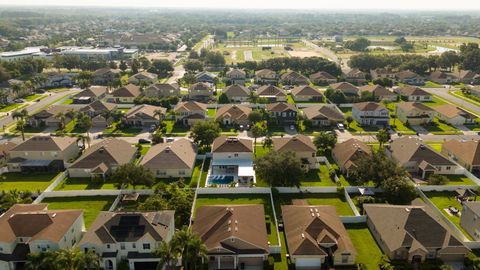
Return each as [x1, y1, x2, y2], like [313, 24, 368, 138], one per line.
[59, 46, 138, 60]
[395, 70, 425, 85]
[225, 68, 247, 85]
[0, 46, 47, 62]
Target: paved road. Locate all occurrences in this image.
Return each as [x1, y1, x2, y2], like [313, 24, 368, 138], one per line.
[166, 64, 186, 84]
[303, 39, 350, 73]
[422, 87, 480, 117]
[0, 88, 80, 129]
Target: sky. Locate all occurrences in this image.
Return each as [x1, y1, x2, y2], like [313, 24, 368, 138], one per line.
[0, 0, 479, 11]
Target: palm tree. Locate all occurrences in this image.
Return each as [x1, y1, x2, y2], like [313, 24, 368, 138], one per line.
[15, 118, 26, 141]
[55, 112, 66, 130]
[153, 109, 164, 127]
[76, 134, 91, 149]
[76, 113, 92, 147]
[100, 110, 112, 127]
[171, 227, 208, 270]
[155, 241, 180, 270]
[76, 249, 100, 270]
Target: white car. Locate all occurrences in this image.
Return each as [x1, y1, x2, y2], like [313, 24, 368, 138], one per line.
[337, 123, 345, 131]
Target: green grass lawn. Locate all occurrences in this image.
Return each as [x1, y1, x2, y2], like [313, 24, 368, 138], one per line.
[207, 108, 216, 118]
[424, 191, 473, 240]
[164, 120, 189, 135]
[450, 90, 480, 107]
[287, 94, 295, 104]
[195, 194, 279, 245]
[425, 96, 449, 107]
[423, 81, 443, 88]
[254, 144, 271, 158]
[199, 158, 210, 187]
[346, 223, 384, 269]
[444, 174, 476, 186]
[61, 98, 74, 105]
[273, 193, 354, 216]
[42, 196, 115, 229]
[301, 165, 337, 186]
[54, 177, 118, 190]
[0, 103, 27, 113]
[0, 172, 59, 192]
[424, 118, 462, 135]
[103, 122, 143, 137]
[24, 94, 44, 102]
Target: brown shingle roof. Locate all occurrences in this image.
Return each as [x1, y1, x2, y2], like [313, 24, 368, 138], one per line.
[223, 85, 250, 98]
[0, 204, 82, 243]
[443, 139, 480, 166]
[396, 102, 434, 113]
[11, 136, 77, 152]
[215, 105, 252, 122]
[309, 71, 336, 81]
[265, 102, 297, 113]
[189, 82, 211, 91]
[212, 136, 253, 153]
[395, 70, 422, 80]
[70, 138, 136, 170]
[329, 82, 359, 95]
[0, 141, 16, 158]
[302, 104, 344, 121]
[174, 101, 207, 113]
[434, 104, 471, 119]
[126, 104, 166, 120]
[192, 205, 269, 254]
[94, 68, 120, 76]
[140, 138, 197, 170]
[387, 136, 455, 166]
[395, 85, 431, 97]
[73, 86, 107, 98]
[332, 139, 371, 168]
[282, 205, 356, 256]
[80, 100, 116, 113]
[273, 135, 316, 153]
[256, 85, 286, 97]
[255, 69, 276, 78]
[291, 86, 323, 98]
[353, 102, 387, 112]
[359, 85, 395, 97]
[32, 105, 78, 118]
[111, 84, 141, 98]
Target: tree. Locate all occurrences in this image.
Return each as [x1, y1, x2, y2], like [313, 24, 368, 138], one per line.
[255, 151, 304, 187]
[111, 163, 155, 189]
[313, 131, 337, 154]
[325, 88, 347, 104]
[428, 174, 449, 185]
[78, 79, 91, 90]
[218, 93, 230, 104]
[148, 59, 174, 78]
[156, 241, 180, 270]
[0, 190, 33, 210]
[12, 109, 28, 141]
[262, 133, 273, 149]
[119, 60, 128, 72]
[373, 78, 393, 88]
[251, 121, 267, 155]
[25, 248, 100, 270]
[55, 112, 67, 130]
[376, 128, 390, 147]
[381, 175, 417, 205]
[344, 38, 371, 52]
[153, 109, 165, 127]
[248, 110, 263, 124]
[189, 120, 221, 149]
[131, 59, 140, 74]
[345, 116, 353, 128]
[184, 59, 204, 72]
[171, 227, 208, 270]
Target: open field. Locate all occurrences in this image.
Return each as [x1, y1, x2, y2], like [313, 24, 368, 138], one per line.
[42, 196, 115, 229]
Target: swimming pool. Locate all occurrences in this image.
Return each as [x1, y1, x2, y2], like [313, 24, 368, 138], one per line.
[207, 175, 235, 185]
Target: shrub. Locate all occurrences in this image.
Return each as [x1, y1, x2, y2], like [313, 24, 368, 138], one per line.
[427, 174, 449, 185]
[356, 196, 375, 212]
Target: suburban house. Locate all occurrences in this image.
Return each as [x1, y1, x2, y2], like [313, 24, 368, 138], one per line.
[226, 68, 246, 85]
[291, 85, 324, 102]
[0, 79, 30, 104]
[222, 84, 250, 102]
[215, 104, 252, 126]
[79, 211, 175, 270]
[107, 84, 141, 103]
[280, 71, 310, 85]
[7, 136, 79, 173]
[173, 101, 208, 126]
[28, 105, 78, 128]
[255, 69, 278, 84]
[329, 82, 360, 97]
[395, 85, 432, 102]
[0, 204, 84, 270]
[128, 71, 158, 85]
[143, 83, 180, 98]
[256, 85, 287, 102]
[79, 100, 117, 117]
[364, 204, 469, 263]
[282, 205, 356, 269]
[302, 104, 345, 127]
[0, 142, 16, 167]
[68, 138, 137, 179]
[189, 82, 214, 101]
[352, 102, 390, 127]
[395, 70, 425, 85]
[210, 136, 254, 186]
[396, 102, 435, 125]
[358, 85, 397, 101]
[265, 102, 298, 125]
[72, 86, 107, 104]
[140, 138, 197, 178]
[273, 135, 317, 170]
[125, 104, 166, 127]
[370, 68, 396, 81]
[332, 139, 371, 177]
[192, 205, 269, 270]
[429, 71, 457, 84]
[343, 69, 367, 84]
[195, 71, 217, 84]
[93, 68, 121, 85]
[460, 202, 480, 240]
[385, 136, 458, 179]
[442, 139, 480, 174]
[433, 104, 476, 125]
[456, 70, 480, 85]
[309, 71, 336, 85]
[42, 72, 76, 88]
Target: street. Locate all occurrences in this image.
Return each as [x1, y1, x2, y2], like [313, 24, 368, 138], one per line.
[422, 87, 480, 117]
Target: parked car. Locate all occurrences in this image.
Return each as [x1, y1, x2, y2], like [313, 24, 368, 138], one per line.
[165, 137, 174, 143]
[138, 138, 151, 144]
[14, 99, 24, 103]
[337, 123, 345, 131]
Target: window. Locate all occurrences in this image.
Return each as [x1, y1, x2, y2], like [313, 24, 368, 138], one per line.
[143, 243, 151, 250]
[234, 153, 238, 157]
[341, 254, 349, 263]
[120, 243, 125, 250]
[132, 243, 136, 249]
[179, 170, 185, 175]
[446, 166, 451, 170]
[106, 244, 111, 249]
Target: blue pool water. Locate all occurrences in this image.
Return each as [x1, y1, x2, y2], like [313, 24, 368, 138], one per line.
[207, 175, 234, 185]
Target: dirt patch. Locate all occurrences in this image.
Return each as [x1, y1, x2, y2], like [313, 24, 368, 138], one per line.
[287, 50, 321, 58]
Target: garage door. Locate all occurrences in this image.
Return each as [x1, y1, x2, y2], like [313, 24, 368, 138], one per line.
[133, 261, 158, 270]
[376, 120, 389, 127]
[296, 258, 321, 269]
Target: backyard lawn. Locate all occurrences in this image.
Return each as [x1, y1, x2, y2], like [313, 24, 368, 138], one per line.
[301, 165, 337, 186]
[0, 172, 59, 192]
[199, 158, 210, 187]
[346, 223, 384, 270]
[273, 193, 354, 216]
[424, 191, 473, 240]
[54, 177, 118, 191]
[254, 144, 270, 158]
[195, 194, 279, 245]
[443, 175, 476, 186]
[42, 196, 115, 228]
[24, 94, 45, 102]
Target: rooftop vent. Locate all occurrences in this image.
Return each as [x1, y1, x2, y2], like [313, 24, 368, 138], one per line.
[52, 213, 57, 218]
[301, 233, 305, 239]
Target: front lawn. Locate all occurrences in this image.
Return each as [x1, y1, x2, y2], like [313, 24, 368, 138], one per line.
[103, 122, 143, 137]
[61, 99, 74, 105]
[42, 196, 115, 229]
[195, 194, 279, 245]
[424, 191, 473, 240]
[346, 223, 384, 270]
[0, 172, 59, 192]
[24, 94, 44, 102]
[164, 120, 189, 135]
[273, 193, 354, 216]
[0, 103, 26, 113]
[54, 177, 118, 190]
[423, 81, 443, 88]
